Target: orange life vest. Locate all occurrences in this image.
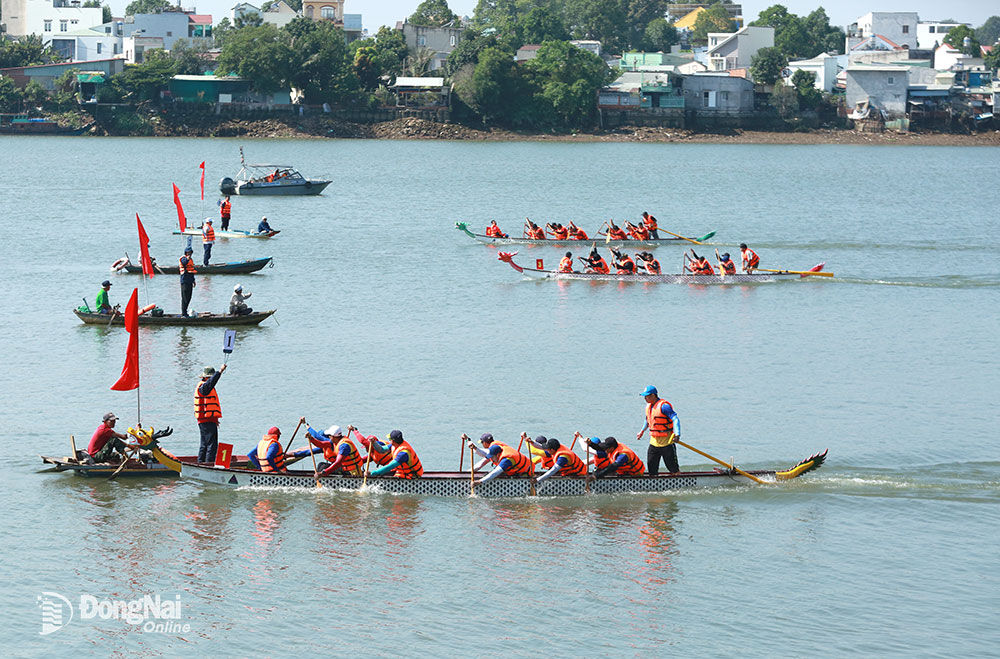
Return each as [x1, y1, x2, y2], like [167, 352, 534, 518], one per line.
[390, 441, 423, 479]
[644, 259, 661, 274]
[552, 228, 568, 240]
[616, 256, 635, 274]
[558, 257, 573, 272]
[696, 260, 715, 275]
[645, 399, 675, 439]
[495, 444, 532, 476]
[643, 215, 658, 231]
[333, 437, 364, 475]
[589, 257, 609, 274]
[529, 227, 546, 239]
[202, 225, 215, 243]
[570, 227, 588, 240]
[179, 256, 198, 274]
[256, 433, 285, 472]
[742, 248, 759, 268]
[721, 259, 736, 275]
[220, 199, 231, 219]
[608, 228, 627, 240]
[592, 451, 612, 470]
[194, 385, 221, 423]
[633, 226, 649, 240]
[609, 443, 645, 476]
[553, 446, 586, 477]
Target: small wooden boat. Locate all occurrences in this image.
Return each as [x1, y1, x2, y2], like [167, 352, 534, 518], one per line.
[40, 453, 182, 477]
[0, 114, 93, 135]
[74, 309, 276, 326]
[172, 228, 279, 239]
[144, 436, 827, 498]
[114, 256, 273, 275]
[457, 222, 715, 247]
[498, 252, 832, 283]
[220, 148, 330, 196]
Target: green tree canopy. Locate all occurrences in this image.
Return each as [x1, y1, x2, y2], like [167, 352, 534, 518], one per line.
[984, 46, 1000, 72]
[518, 6, 569, 44]
[643, 17, 678, 52]
[944, 25, 981, 56]
[460, 45, 518, 124]
[770, 80, 798, 118]
[790, 68, 821, 109]
[353, 46, 380, 90]
[0, 34, 64, 68]
[124, 0, 172, 16]
[409, 0, 459, 27]
[621, 0, 672, 51]
[114, 52, 176, 102]
[564, 0, 626, 54]
[0, 76, 20, 113]
[216, 23, 292, 94]
[525, 40, 612, 127]
[976, 16, 1000, 46]
[691, 3, 738, 44]
[750, 46, 787, 85]
[752, 5, 843, 59]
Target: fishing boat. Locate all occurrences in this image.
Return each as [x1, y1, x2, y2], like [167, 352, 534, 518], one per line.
[498, 252, 832, 283]
[112, 255, 273, 275]
[40, 454, 182, 478]
[219, 148, 330, 196]
[143, 434, 827, 498]
[0, 114, 93, 135]
[172, 227, 279, 239]
[456, 222, 716, 247]
[74, 309, 276, 326]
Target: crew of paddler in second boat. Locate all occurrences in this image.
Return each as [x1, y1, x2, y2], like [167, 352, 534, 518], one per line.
[486, 213, 665, 242]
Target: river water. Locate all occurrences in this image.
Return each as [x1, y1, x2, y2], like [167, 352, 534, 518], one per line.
[2, 136, 998, 656]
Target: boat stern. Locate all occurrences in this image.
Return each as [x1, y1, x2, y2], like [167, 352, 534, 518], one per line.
[775, 449, 828, 480]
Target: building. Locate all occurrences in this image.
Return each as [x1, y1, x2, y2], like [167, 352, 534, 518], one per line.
[668, 3, 742, 25]
[231, 1, 298, 29]
[389, 76, 449, 108]
[303, 0, 362, 41]
[917, 21, 970, 50]
[848, 34, 909, 65]
[845, 63, 909, 118]
[0, 0, 103, 39]
[515, 44, 540, 62]
[705, 26, 773, 71]
[168, 74, 291, 104]
[846, 12, 918, 52]
[598, 71, 684, 111]
[784, 53, 839, 92]
[0, 57, 125, 90]
[934, 42, 985, 71]
[124, 34, 164, 63]
[400, 20, 464, 70]
[680, 72, 755, 113]
[121, 10, 212, 52]
[570, 40, 600, 57]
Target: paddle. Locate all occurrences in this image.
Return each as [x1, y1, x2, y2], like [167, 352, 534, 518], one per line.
[107, 445, 138, 481]
[106, 304, 121, 328]
[283, 418, 304, 454]
[585, 436, 591, 494]
[469, 445, 475, 494]
[305, 422, 322, 489]
[70, 435, 78, 464]
[569, 431, 580, 451]
[459, 433, 467, 471]
[673, 438, 767, 485]
[757, 267, 834, 278]
[661, 229, 704, 245]
[361, 433, 374, 489]
[715, 248, 725, 279]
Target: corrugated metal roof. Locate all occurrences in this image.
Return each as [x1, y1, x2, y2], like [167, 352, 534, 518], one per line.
[393, 77, 445, 88]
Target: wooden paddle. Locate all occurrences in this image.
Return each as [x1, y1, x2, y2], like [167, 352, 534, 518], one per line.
[107, 445, 137, 481]
[585, 437, 591, 494]
[715, 248, 725, 279]
[308, 433, 322, 489]
[459, 433, 467, 471]
[673, 438, 767, 485]
[757, 268, 834, 278]
[569, 432, 580, 451]
[70, 435, 78, 464]
[661, 229, 703, 245]
[469, 446, 476, 494]
[283, 418, 304, 453]
[361, 435, 374, 489]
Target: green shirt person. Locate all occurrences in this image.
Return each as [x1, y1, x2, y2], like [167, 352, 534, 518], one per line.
[96, 280, 113, 314]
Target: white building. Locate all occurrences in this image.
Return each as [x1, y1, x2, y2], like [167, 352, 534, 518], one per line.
[124, 34, 165, 63]
[51, 21, 123, 61]
[231, 1, 298, 29]
[846, 12, 918, 52]
[784, 53, 839, 92]
[706, 25, 773, 71]
[845, 63, 909, 118]
[0, 0, 103, 39]
[917, 21, 970, 50]
[934, 42, 984, 71]
[570, 40, 601, 57]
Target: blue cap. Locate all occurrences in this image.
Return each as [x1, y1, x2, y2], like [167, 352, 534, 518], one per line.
[641, 385, 657, 397]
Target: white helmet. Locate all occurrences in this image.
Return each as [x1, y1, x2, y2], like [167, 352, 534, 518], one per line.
[326, 425, 344, 438]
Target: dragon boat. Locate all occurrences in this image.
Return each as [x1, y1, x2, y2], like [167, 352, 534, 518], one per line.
[40, 453, 183, 477]
[457, 222, 715, 247]
[112, 255, 273, 275]
[140, 431, 827, 498]
[74, 309, 275, 326]
[172, 228, 279, 239]
[498, 252, 832, 284]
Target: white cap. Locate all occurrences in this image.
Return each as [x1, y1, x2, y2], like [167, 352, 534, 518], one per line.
[234, 284, 242, 292]
[205, 217, 213, 223]
[261, 216, 267, 221]
[326, 425, 344, 438]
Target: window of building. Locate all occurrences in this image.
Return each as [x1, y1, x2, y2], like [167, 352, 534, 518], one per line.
[418, 36, 426, 46]
[321, 6, 335, 19]
[720, 91, 729, 102]
[60, 20, 68, 32]
[44, 20, 52, 32]
[71, 19, 78, 24]
[114, 43, 120, 54]
[450, 35, 456, 47]
[902, 25, 909, 34]
[166, 31, 172, 36]
[928, 26, 935, 33]
[887, 76, 895, 85]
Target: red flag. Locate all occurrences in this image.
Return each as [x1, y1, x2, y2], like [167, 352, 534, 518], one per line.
[110, 288, 140, 391]
[199, 161, 205, 201]
[136, 213, 154, 279]
[173, 183, 186, 233]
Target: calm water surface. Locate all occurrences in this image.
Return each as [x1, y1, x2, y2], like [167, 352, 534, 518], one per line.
[2, 136, 998, 656]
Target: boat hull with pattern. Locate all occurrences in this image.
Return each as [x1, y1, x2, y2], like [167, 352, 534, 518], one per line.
[456, 222, 715, 248]
[119, 257, 273, 275]
[74, 309, 276, 326]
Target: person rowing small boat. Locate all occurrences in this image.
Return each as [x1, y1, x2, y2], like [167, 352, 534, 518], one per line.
[368, 430, 423, 479]
[304, 421, 365, 476]
[559, 251, 575, 273]
[465, 433, 533, 484]
[641, 211, 660, 239]
[740, 243, 760, 273]
[717, 250, 737, 275]
[546, 222, 568, 240]
[601, 220, 629, 241]
[582, 436, 645, 478]
[246, 427, 315, 473]
[610, 247, 636, 274]
[524, 219, 546, 239]
[580, 247, 610, 273]
[567, 221, 588, 240]
[625, 220, 649, 240]
[636, 251, 661, 274]
[684, 250, 715, 275]
[531, 437, 587, 492]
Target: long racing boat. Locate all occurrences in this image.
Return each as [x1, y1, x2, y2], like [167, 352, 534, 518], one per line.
[457, 222, 715, 247]
[498, 252, 832, 283]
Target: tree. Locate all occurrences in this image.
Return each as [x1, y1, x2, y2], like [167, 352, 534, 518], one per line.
[753, 5, 843, 59]
[643, 18, 678, 52]
[117, 52, 176, 101]
[526, 40, 613, 128]
[235, 13, 264, 29]
[460, 45, 518, 124]
[691, 3, 737, 44]
[83, 1, 112, 23]
[0, 34, 63, 68]
[124, 0, 172, 16]
[944, 25, 981, 56]
[976, 16, 1000, 47]
[803, 8, 844, 55]
[0, 76, 20, 113]
[622, 0, 672, 50]
[985, 47, 1000, 73]
[371, 25, 409, 78]
[216, 24, 292, 94]
[21, 80, 48, 108]
[443, 29, 500, 77]
[770, 80, 798, 118]
[518, 6, 569, 44]
[169, 39, 212, 75]
[750, 46, 787, 85]
[409, 0, 458, 27]
[353, 45, 380, 90]
[213, 18, 234, 47]
[791, 69, 821, 109]
[283, 19, 358, 103]
[564, 0, 626, 54]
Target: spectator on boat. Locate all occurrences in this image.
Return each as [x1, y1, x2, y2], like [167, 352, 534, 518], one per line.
[641, 212, 660, 239]
[546, 223, 569, 240]
[606, 221, 628, 241]
[485, 220, 508, 238]
[558, 252, 575, 273]
[583, 436, 645, 478]
[637, 252, 660, 275]
[719, 253, 736, 275]
[202, 219, 215, 266]
[369, 430, 423, 479]
[220, 196, 232, 231]
[465, 433, 533, 484]
[535, 438, 587, 490]
[740, 243, 760, 273]
[229, 285, 253, 316]
[567, 221, 588, 240]
[195, 364, 226, 463]
[526, 220, 546, 239]
[86, 412, 133, 463]
[303, 420, 365, 476]
[580, 248, 610, 274]
[637, 385, 681, 476]
[610, 248, 636, 274]
[96, 280, 113, 314]
[257, 216, 273, 234]
[179, 246, 197, 317]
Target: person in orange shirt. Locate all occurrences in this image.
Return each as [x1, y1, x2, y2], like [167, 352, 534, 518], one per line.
[558, 251, 574, 273]
[740, 243, 760, 273]
[202, 218, 216, 266]
[641, 211, 659, 239]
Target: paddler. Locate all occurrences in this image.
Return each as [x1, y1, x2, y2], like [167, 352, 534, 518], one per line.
[740, 243, 760, 273]
[685, 250, 714, 275]
[580, 248, 610, 274]
[96, 280, 113, 314]
[582, 436, 645, 478]
[558, 251, 575, 273]
[195, 363, 226, 463]
[486, 220, 509, 238]
[637, 385, 681, 475]
[302, 419, 365, 476]
[641, 211, 660, 239]
[257, 216, 273, 234]
[534, 438, 587, 489]
[625, 221, 649, 241]
[718, 252, 736, 275]
[526, 219, 546, 239]
[567, 221, 588, 240]
[86, 412, 134, 463]
[605, 220, 628, 241]
[229, 284, 253, 316]
[368, 430, 423, 479]
[464, 433, 533, 484]
[201, 218, 215, 266]
[246, 427, 313, 472]
[610, 247, 636, 274]
[526, 434, 554, 470]
[179, 245, 197, 317]
[220, 195, 232, 231]
[546, 223, 569, 240]
[636, 252, 661, 275]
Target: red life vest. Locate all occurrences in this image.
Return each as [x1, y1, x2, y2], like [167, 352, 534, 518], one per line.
[696, 260, 715, 275]
[256, 433, 285, 472]
[609, 443, 645, 476]
[553, 446, 586, 477]
[589, 257, 609, 274]
[558, 257, 573, 272]
[571, 227, 588, 240]
[642, 215, 658, 231]
[616, 256, 635, 274]
[220, 199, 231, 219]
[390, 441, 423, 479]
[609, 228, 627, 240]
[645, 259, 661, 274]
[194, 385, 221, 423]
[202, 225, 215, 244]
[634, 226, 649, 240]
[529, 227, 546, 239]
[645, 399, 675, 439]
[592, 451, 612, 470]
[721, 259, 736, 275]
[179, 256, 197, 274]
[742, 248, 759, 268]
[495, 444, 532, 476]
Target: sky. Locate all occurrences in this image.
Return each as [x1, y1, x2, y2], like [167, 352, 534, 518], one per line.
[105, 1, 996, 36]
